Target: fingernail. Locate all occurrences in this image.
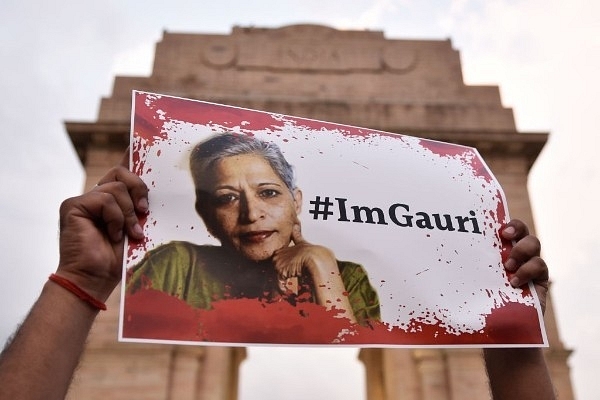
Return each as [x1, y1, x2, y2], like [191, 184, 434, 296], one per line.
[138, 198, 149, 213]
[504, 258, 517, 272]
[502, 226, 515, 238]
[133, 223, 144, 237]
[510, 276, 521, 287]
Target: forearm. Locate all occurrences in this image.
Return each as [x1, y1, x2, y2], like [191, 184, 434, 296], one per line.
[0, 280, 99, 400]
[484, 348, 556, 400]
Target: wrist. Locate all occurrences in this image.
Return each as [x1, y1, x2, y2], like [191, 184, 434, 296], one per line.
[484, 347, 545, 361]
[484, 348, 555, 400]
[305, 247, 338, 276]
[48, 274, 107, 311]
[53, 268, 119, 304]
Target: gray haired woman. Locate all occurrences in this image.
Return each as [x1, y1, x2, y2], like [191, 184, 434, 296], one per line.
[127, 133, 381, 326]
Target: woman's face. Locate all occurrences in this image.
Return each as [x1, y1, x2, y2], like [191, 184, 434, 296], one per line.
[197, 154, 302, 262]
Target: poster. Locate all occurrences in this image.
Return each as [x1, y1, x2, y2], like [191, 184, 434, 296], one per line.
[119, 91, 547, 347]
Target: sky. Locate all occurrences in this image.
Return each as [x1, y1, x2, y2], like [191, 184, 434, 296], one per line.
[0, 0, 598, 399]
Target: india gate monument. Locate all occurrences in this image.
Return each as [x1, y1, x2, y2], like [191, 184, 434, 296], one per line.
[65, 25, 574, 399]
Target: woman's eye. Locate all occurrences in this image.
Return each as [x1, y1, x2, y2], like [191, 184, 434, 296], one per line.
[215, 193, 238, 205]
[259, 189, 279, 198]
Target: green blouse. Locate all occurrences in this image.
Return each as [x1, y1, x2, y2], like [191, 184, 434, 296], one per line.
[127, 241, 380, 325]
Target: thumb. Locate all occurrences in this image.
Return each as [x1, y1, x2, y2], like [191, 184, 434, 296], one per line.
[291, 222, 306, 245]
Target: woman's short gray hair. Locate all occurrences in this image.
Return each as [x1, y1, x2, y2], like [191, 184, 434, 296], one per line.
[190, 133, 296, 191]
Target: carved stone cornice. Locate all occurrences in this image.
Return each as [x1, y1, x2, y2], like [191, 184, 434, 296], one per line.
[66, 120, 547, 172]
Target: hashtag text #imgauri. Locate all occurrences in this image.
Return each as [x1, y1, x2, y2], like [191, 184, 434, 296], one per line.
[308, 196, 482, 234]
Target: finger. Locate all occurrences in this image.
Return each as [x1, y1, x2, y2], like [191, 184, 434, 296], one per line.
[504, 235, 541, 272]
[121, 147, 150, 212]
[509, 255, 549, 289]
[96, 165, 149, 214]
[508, 255, 549, 316]
[290, 222, 305, 245]
[94, 181, 144, 240]
[509, 255, 550, 316]
[288, 262, 301, 278]
[274, 257, 293, 279]
[277, 264, 302, 280]
[98, 194, 127, 243]
[273, 250, 302, 279]
[500, 219, 529, 241]
[64, 191, 126, 243]
[284, 277, 299, 295]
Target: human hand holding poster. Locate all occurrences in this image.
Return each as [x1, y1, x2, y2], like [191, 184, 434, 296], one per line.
[119, 91, 547, 347]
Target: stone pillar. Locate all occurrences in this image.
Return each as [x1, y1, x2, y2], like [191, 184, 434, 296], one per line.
[445, 349, 489, 399]
[413, 350, 450, 400]
[382, 349, 421, 400]
[195, 347, 245, 400]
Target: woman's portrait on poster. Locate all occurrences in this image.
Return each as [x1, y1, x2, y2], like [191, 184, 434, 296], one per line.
[126, 133, 381, 338]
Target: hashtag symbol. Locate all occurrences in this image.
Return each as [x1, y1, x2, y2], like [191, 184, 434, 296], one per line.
[309, 196, 334, 220]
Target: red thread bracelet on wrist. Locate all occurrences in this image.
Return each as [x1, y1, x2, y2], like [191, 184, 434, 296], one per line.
[48, 273, 107, 311]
